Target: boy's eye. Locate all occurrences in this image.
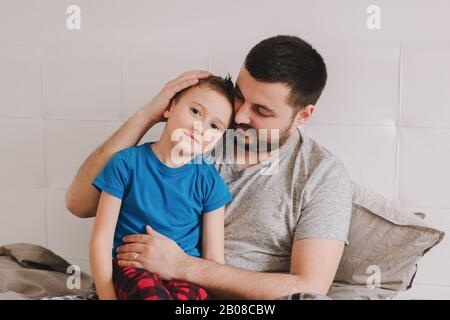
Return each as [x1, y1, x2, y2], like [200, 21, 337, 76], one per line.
[191, 107, 201, 116]
[210, 123, 219, 131]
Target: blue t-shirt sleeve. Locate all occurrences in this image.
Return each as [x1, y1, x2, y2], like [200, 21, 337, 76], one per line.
[91, 151, 129, 200]
[201, 165, 233, 213]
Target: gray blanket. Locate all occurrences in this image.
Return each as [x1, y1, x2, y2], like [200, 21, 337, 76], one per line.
[0, 243, 92, 300]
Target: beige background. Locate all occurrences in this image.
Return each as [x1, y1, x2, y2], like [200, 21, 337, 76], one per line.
[0, 0, 449, 299]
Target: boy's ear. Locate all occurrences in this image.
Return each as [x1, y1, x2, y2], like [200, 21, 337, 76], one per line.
[163, 100, 175, 120]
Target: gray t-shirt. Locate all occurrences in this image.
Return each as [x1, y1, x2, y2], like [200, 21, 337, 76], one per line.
[206, 127, 352, 273]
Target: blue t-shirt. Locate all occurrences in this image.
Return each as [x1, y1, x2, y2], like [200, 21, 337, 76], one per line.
[91, 142, 233, 258]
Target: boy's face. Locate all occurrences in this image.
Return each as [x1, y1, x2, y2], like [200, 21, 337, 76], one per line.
[163, 85, 233, 156]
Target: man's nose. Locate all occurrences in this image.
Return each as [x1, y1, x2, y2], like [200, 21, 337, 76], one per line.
[234, 101, 252, 125]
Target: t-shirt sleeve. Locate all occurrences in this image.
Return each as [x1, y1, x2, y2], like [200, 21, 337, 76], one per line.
[201, 164, 233, 213]
[294, 158, 353, 245]
[91, 151, 129, 200]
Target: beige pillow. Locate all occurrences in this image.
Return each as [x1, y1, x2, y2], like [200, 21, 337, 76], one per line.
[332, 182, 445, 294]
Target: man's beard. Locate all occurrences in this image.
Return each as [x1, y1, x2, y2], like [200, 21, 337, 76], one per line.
[230, 119, 295, 154]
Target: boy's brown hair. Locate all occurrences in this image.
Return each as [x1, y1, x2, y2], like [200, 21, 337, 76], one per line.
[173, 74, 235, 107]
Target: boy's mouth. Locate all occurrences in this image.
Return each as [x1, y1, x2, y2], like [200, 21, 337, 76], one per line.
[184, 131, 200, 144]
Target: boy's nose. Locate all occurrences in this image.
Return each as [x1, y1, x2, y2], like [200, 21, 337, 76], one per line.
[192, 120, 204, 135]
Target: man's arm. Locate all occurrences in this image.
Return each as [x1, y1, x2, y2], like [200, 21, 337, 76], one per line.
[180, 238, 344, 299]
[65, 107, 158, 218]
[116, 229, 344, 299]
[65, 70, 211, 218]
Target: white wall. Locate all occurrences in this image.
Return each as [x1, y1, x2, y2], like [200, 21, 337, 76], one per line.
[0, 0, 449, 299]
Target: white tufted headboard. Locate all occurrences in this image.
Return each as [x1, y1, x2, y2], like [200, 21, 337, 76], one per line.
[0, 0, 449, 299]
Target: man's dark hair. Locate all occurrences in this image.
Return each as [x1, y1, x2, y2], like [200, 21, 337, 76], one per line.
[173, 74, 235, 107]
[245, 35, 327, 111]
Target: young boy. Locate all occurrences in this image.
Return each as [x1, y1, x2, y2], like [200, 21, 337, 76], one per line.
[89, 75, 234, 300]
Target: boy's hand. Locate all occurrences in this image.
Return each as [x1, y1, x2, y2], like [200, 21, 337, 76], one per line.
[143, 70, 212, 123]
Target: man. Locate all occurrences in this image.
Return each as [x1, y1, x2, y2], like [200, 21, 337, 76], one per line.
[66, 35, 352, 300]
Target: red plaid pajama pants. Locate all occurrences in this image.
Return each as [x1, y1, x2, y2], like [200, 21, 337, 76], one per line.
[112, 259, 208, 300]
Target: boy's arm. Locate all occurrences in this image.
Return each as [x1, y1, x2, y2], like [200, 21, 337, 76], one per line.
[89, 191, 122, 300]
[65, 70, 211, 218]
[201, 207, 225, 264]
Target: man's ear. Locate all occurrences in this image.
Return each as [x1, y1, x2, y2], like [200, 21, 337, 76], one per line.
[294, 104, 314, 125]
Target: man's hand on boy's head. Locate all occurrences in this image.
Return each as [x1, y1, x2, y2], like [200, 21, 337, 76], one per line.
[144, 70, 212, 123]
[116, 225, 189, 281]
